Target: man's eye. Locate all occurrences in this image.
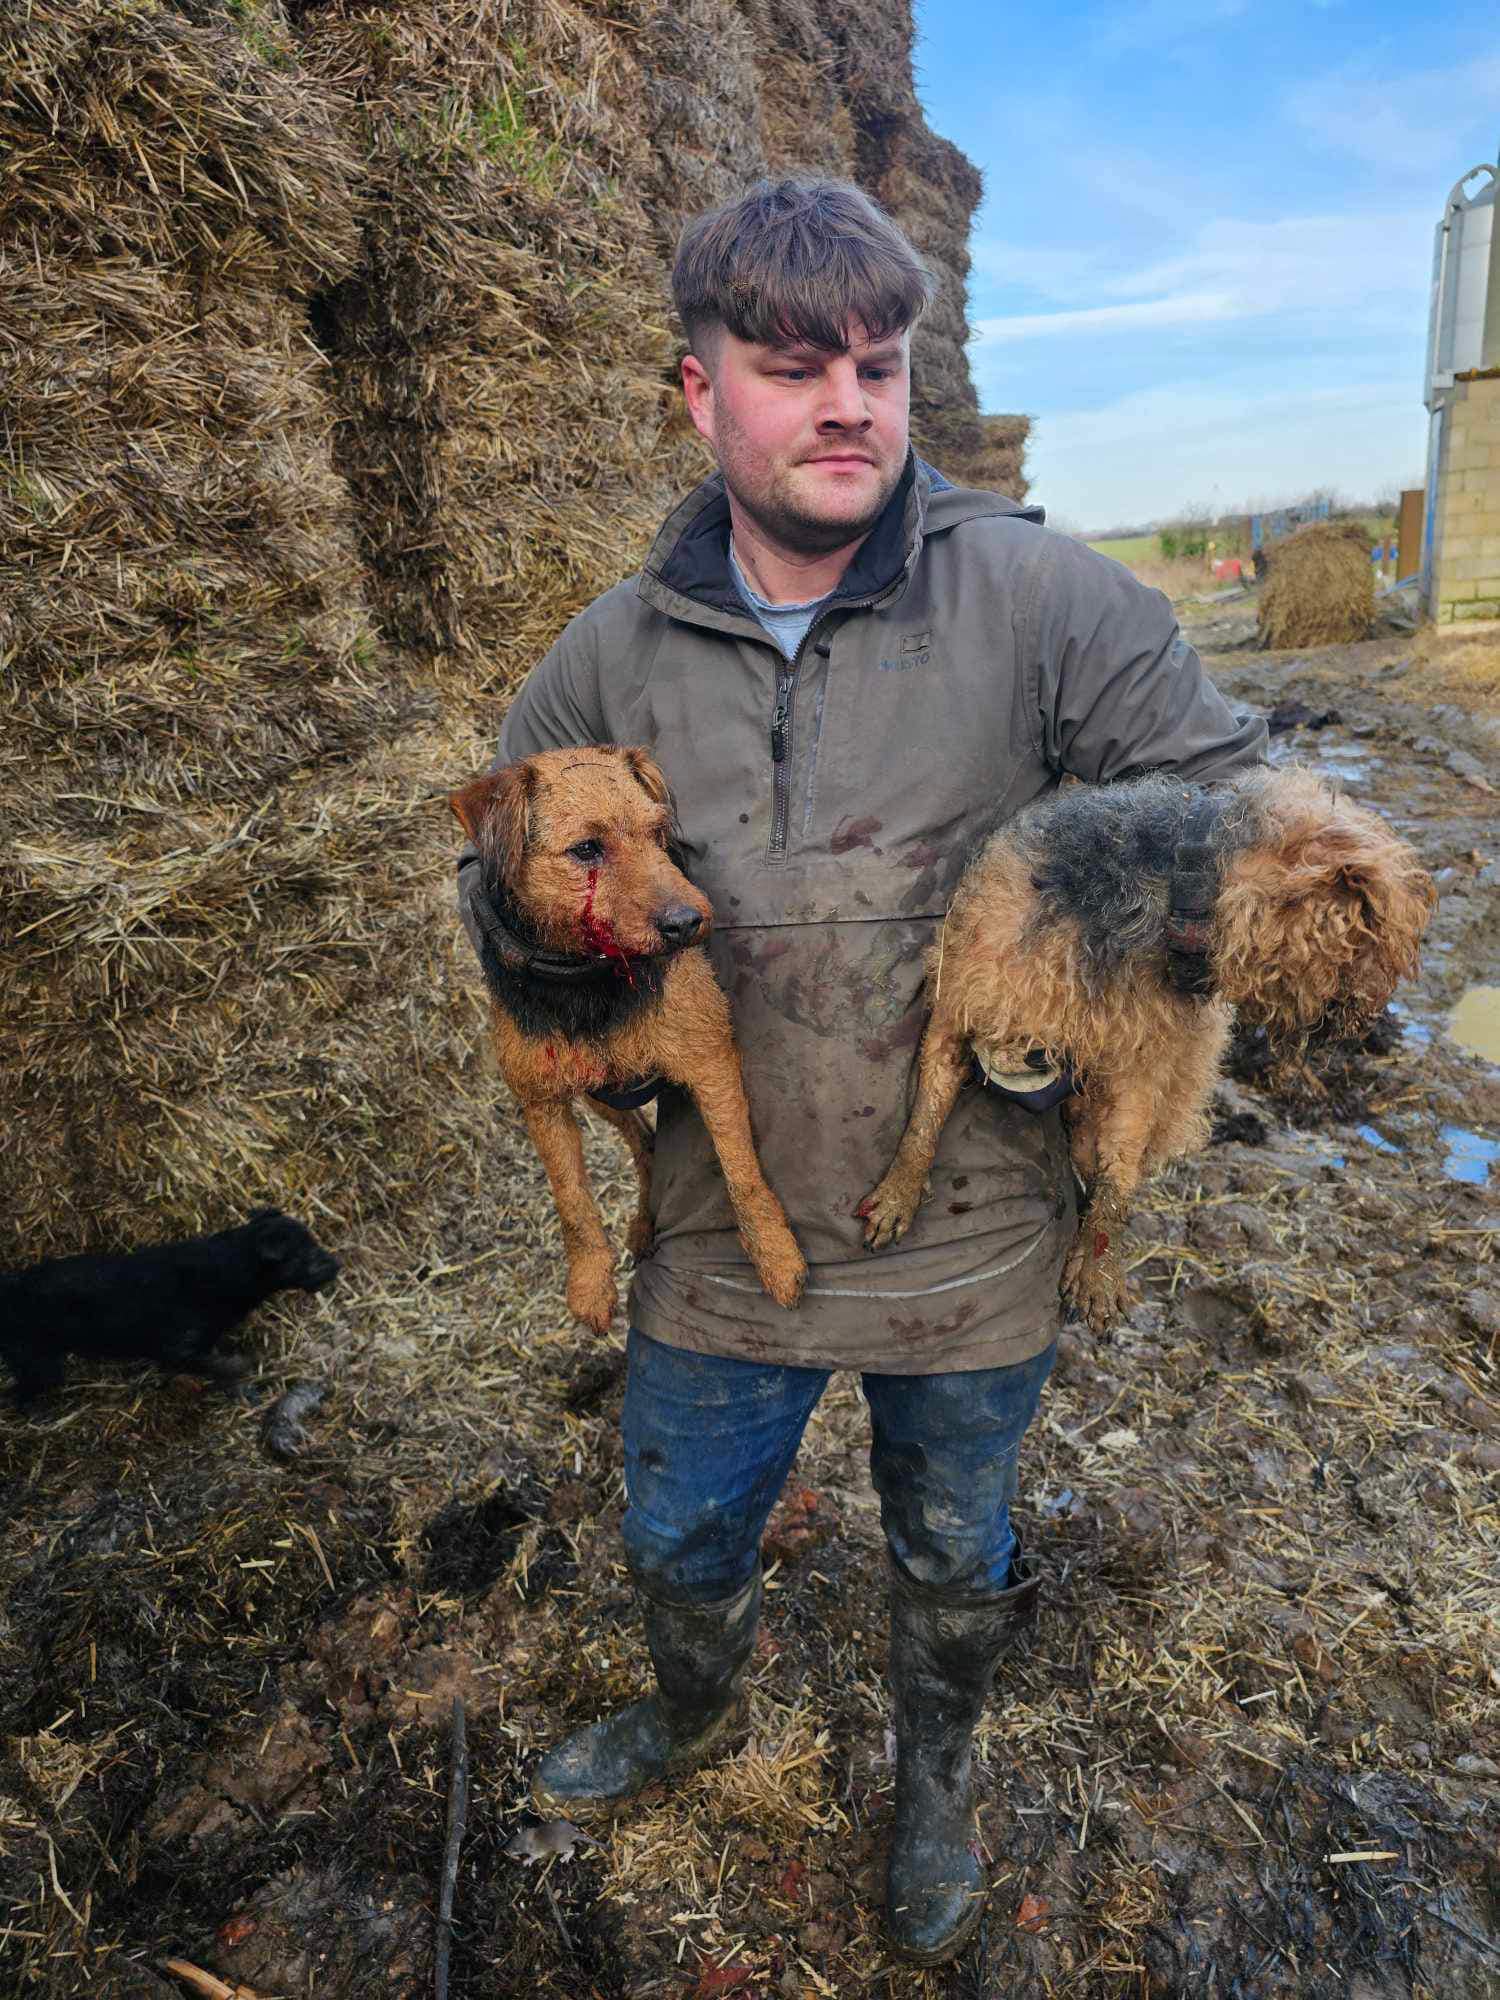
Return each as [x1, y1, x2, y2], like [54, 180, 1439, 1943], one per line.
[568, 839, 605, 864]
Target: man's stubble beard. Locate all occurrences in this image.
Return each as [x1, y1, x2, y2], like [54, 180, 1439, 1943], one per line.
[713, 407, 907, 559]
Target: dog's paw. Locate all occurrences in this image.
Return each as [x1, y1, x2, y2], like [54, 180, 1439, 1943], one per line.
[758, 1235, 807, 1310]
[1061, 1231, 1129, 1333]
[567, 1254, 618, 1335]
[625, 1210, 655, 1263]
[857, 1176, 920, 1252]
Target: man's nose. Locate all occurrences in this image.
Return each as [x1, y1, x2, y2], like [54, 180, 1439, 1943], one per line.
[816, 356, 872, 431]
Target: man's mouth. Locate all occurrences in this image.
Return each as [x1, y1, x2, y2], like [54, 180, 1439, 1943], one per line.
[803, 454, 874, 468]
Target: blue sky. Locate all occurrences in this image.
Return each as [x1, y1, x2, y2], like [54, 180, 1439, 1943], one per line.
[913, 0, 1500, 531]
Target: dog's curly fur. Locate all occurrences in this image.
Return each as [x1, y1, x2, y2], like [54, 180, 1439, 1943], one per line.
[859, 765, 1435, 1329]
[451, 745, 805, 1333]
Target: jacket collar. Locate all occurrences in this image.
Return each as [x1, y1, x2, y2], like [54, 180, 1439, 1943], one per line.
[636, 452, 1041, 632]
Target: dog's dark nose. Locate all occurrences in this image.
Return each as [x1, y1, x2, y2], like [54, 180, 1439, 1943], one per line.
[657, 905, 704, 946]
[1023, 1048, 1052, 1072]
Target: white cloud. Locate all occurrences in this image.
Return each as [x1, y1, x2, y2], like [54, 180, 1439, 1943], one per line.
[1003, 377, 1429, 530]
[973, 291, 1239, 343]
[1285, 50, 1500, 175]
[970, 208, 1433, 341]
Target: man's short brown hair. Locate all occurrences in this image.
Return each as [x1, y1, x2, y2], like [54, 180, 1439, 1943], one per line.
[671, 177, 937, 361]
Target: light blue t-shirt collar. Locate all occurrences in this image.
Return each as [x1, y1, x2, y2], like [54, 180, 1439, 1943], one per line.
[729, 539, 833, 663]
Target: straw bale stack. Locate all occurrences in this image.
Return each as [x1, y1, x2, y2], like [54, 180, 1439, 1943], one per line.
[0, 0, 459, 1257]
[294, 0, 712, 679]
[1257, 520, 1375, 649]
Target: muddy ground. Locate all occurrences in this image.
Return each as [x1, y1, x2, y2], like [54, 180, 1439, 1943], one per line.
[2, 620, 1497, 2000]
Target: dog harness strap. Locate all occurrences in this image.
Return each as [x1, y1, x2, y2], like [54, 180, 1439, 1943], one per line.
[587, 1077, 665, 1111]
[1164, 790, 1221, 997]
[969, 1056, 1078, 1113]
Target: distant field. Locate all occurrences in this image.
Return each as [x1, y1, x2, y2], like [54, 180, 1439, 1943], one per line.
[1088, 534, 1158, 565]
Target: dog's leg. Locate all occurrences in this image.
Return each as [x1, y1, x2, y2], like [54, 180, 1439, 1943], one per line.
[652, 960, 805, 1309]
[686, 1059, 807, 1308]
[1062, 1089, 1099, 1187]
[8, 1349, 65, 1412]
[589, 1100, 656, 1261]
[1061, 1073, 1158, 1333]
[1143, 1008, 1228, 1168]
[522, 1099, 619, 1333]
[858, 1018, 970, 1250]
[176, 1351, 255, 1397]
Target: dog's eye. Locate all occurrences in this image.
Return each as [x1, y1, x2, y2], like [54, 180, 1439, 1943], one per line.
[568, 839, 605, 864]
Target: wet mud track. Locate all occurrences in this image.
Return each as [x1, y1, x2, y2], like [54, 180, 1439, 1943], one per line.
[1, 634, 1497, 1998]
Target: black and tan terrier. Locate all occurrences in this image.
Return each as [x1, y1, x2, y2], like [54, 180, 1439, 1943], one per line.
[858, 766, 1435, 1329]
[451, 745, 806, 1332]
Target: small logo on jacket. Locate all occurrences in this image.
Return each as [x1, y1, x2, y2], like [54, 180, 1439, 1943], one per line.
[878, 630, 932, 673]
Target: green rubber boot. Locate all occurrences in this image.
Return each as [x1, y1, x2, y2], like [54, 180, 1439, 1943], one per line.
[531, 1566, 760, 1815]
[885, 1550, 1041, 1966]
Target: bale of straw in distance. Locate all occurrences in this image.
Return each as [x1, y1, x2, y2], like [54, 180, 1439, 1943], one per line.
[1257, 519, 1375, 649]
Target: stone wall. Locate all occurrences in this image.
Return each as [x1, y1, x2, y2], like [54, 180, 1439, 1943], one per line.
[1429, 373, 1500, 624]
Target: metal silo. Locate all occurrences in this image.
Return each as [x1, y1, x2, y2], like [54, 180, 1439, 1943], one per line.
[1423, 164, 1500, 621]
[1426, 164, 1499, 394]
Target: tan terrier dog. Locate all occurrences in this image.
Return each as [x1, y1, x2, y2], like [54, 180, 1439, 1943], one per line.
[858, 766, 1435, 1330]
[451, 746, 806, 1332]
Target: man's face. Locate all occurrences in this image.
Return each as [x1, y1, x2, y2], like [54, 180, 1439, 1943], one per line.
[681, 322, 912, 555]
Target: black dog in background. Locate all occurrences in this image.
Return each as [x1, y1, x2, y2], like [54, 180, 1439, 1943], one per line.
[0, 1208, 339, 1410]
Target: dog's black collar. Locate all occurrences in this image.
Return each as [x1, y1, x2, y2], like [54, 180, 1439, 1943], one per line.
[471, 883, 633, 986]
[1164, 789, 1222, 997]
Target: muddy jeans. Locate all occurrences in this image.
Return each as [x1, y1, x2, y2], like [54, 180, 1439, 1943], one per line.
[620, 1327, 1056, 1603]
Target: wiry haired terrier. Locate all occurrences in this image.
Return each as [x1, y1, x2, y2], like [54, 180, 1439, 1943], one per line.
[859, 766, 1435, 1329]
[451, 745, 805, 1333]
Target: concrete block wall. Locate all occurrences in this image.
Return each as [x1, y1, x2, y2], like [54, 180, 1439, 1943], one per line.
[1431, 373, 1500, 623]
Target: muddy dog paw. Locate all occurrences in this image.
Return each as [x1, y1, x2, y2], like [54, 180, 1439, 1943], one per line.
[1061, 1225, 1129, 1332]
[857, 1174, 922, 1252]
[566, 1251, 618, 1334]
[756, 1227, 807, 1309]
[625, 1209, 655, 1263]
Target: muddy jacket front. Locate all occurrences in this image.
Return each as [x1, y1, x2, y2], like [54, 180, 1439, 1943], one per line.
[458, 456, 1267, 1373]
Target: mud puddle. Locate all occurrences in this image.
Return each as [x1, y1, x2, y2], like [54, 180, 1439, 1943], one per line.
[1449, 984, 1500, 1066]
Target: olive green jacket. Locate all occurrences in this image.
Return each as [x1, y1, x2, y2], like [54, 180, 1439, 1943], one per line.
[458, 456, 1266, 1371]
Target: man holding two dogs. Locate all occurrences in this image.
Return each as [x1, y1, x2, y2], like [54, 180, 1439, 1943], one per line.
[459, 178, 1266, 1964]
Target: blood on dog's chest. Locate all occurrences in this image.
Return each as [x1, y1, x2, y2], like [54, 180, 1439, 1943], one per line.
[541, 1040, 607, 1093]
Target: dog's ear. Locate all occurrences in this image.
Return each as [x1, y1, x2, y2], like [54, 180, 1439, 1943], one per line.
[1290, 815, 1436, 1007]
[449, 763, 534, 884]
[620, 746, 674, 812]
[1330, 841, 1436, 986]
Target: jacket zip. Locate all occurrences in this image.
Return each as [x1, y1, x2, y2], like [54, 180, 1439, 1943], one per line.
[765, 598, 881, 863]
[767, 635, 815, 863]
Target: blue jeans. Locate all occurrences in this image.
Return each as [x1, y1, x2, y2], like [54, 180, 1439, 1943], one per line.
[620, 1327, 1056, 1604]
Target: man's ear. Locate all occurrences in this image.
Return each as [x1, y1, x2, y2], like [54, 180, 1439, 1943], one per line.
[680, 349, 716, 446]
[448, 763, 535, 885]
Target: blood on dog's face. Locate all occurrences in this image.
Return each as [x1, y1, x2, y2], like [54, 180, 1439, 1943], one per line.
[450, 746, 711, 962]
